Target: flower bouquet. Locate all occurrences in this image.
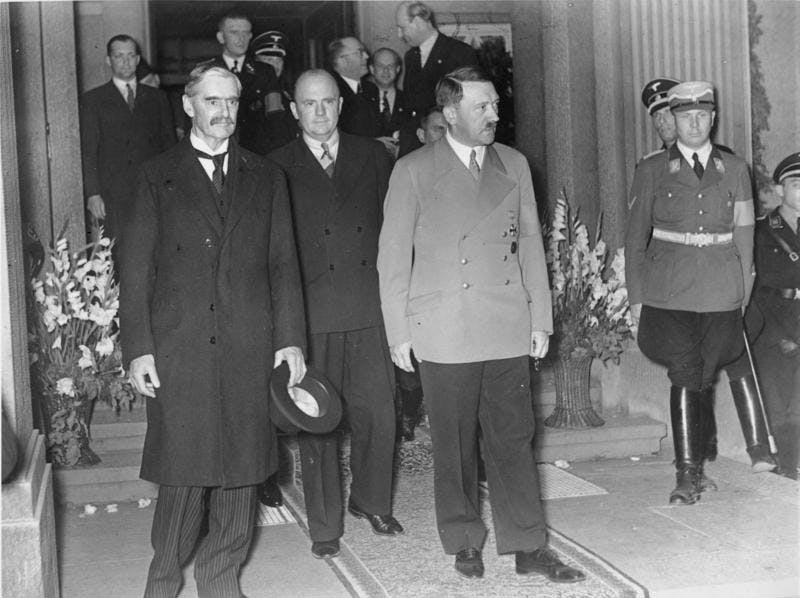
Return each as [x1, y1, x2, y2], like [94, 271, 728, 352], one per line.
[543, 191, 633, 428]
[29, 232, 136, 466]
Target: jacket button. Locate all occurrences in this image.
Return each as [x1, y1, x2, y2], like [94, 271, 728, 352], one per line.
[501, 231, 508, 238]
[504, 279, 510, 285]
[204, 238, 213, 247]
[502, 255, 508, 261]
[325, 228, 331, 235]
[361, 260, 367, 266]
[698, 193, 703, 199]
[210, 303, 215, 311]
[698, 226, 704, 231]
[209, 336, 216, 344]
[462, 282, 470, 289]
[461, 258, 468, 265]
[357, 226, 362, 232]
[329, 264, 335, 271]
[698, 210, 704, 215]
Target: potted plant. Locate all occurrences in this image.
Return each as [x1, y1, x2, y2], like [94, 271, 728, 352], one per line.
[543, 191, 633, 428]
[29, 231, 136, 467]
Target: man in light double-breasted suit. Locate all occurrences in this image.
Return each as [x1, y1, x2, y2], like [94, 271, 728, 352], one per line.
[378, 66, 584, 584]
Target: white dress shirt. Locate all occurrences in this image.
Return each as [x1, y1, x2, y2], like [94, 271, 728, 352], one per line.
[445, 131, 486, 171]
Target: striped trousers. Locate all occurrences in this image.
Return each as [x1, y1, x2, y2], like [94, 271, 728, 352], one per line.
[144, 484, 258, 598]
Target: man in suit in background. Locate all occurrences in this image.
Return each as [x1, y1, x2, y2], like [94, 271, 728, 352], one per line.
[395, 1, 478, 157]
[80, 34, 176, 253]
[369, 47, 408, 152]
[378, 66, 584, 583]
[206, 12, 285, 155]
[120, 63, 306, 597]
[328, 37, 381, 139]
[269, 69, 403, 560]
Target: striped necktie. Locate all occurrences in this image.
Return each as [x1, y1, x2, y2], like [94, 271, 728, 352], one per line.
[125, 83, 135, 112]
[321, 142, 334, 178]
[469, 149, 480, 181]
[194, 149, 226, 194]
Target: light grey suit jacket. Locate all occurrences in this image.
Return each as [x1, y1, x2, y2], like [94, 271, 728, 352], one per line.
[378, 137, 552, 364]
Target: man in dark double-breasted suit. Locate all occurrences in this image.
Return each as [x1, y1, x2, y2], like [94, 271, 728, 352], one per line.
[395, 1, 478, 157]
[80, 34, 176, 249]
[120, 63, 306, 598]
[268, 70, 403, 560]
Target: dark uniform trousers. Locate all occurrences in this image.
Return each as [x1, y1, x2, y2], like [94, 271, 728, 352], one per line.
[144, 484, 258, 598]
[298, 325, 396, 541]
[638, 307, 744, 390]
[419, 355, 547, 555]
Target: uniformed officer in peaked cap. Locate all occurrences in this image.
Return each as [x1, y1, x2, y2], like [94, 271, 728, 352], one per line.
[626, 80, 776, 507]
[749, 152, 800, 479]
[641, 77, 681, 151]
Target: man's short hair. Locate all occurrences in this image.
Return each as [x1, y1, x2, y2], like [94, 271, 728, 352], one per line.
[293, 69, 339, 100]
[372, 47, 401, 67]
[403, 2, 436, 28]
[185, 62, 242, 97]
[419, 106, 443, 128]
[436, 66, 491, 108]
[106, 34, 140, 56]
[217, 12, 251, 31]
[327, 38, 349, 67]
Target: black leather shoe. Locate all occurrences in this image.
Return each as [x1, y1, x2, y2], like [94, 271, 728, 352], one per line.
[455, 548, 484, 578]
[347, 499, 404, 535]
[258, 474, 283, 508]
[515, 547, 585, 583]
[311, 539, 340, 559]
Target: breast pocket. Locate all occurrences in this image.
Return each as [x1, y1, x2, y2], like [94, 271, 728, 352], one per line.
[652, 187, 685, 226]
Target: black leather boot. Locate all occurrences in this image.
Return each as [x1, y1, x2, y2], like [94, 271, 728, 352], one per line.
[400, 387, 424, 441]
[669, 387, 704, 505]
[730, 375, 778, 473]
[696, 388, 718, 492]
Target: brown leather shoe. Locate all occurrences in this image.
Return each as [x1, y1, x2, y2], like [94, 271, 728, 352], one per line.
[311, 539, 340, 559]
[515, 547, 585, 583]
[455, 548, 484, 578]
[347, 499, 404, 535]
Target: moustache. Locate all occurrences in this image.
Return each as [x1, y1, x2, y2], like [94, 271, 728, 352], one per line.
[211, 117, 235, 126]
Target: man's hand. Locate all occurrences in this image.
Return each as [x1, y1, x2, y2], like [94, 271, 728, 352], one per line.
[530, 331, 550, 359]
[87, 194, 106, 221]
[129, 354, 160, 398]
[390, 341, 414, 372]
[274, 346, 306, 387]
[376, 136, 399, 159]
[630, 303, 642, 333]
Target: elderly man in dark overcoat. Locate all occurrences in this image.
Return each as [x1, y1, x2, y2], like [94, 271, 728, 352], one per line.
[119, 63, 306, 598]
[268, 69, 402, 560]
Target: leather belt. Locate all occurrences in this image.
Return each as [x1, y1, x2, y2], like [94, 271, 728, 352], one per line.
[762, 286, 800, 300]
[652, 228, 733, 247]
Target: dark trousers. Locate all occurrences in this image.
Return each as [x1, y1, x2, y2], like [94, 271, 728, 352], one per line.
[419, 355, 547, 555]
[144, 484, 257, 598]
[298, 325, 396, 541]
[638, 306, 744, 390]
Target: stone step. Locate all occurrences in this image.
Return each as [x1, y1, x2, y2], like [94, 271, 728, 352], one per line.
[53, 448, 158, 506]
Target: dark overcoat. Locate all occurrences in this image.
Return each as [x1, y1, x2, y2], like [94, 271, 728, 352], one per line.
[80, 80, 176, 241]
[268, 133, 392, 334]
[119, 138, 306, 488]
[332, 72, 381, 139]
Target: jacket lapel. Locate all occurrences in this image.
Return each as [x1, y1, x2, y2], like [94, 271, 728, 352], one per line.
[172, 138, 224, 237]
[221, 141, 257, 242]
[329, 134, 361, 214]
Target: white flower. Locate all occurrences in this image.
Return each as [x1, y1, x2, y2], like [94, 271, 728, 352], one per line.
[52, 335, 62, 350]
[78, 345, 95, 369]
[95, 336, 114, 357]
[56, 377, 75, 397]
[88, 303, 114, 327]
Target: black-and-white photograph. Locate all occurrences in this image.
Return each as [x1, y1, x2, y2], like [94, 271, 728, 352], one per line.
[1, 1, 798, 597]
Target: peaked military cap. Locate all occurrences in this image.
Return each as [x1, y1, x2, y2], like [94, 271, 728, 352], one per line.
[669, 81, 715, 112]
[641, 77, 681, 115]
[252, 30, 288, 57]
[773, 152, 800, 184]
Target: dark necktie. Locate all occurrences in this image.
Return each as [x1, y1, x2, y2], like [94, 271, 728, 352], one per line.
[231, 60, 239, 74]
[469, 149, 480, 181]
[125, 83, 135, 112]
[381, 91, 391, 123]
[194, 149, 226, 194]
[321, 142, 335, 178]
[356, 81, 362, 95]
[692, 152, 704, 180]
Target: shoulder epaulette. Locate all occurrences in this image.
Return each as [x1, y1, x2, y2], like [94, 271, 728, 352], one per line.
[640, 148, 665, 161]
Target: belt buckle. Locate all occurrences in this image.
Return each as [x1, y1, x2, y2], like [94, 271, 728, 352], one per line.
[687, 232, 709, 247]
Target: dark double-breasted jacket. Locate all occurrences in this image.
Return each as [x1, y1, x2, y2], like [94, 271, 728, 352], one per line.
[268, 132, 393, 335]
